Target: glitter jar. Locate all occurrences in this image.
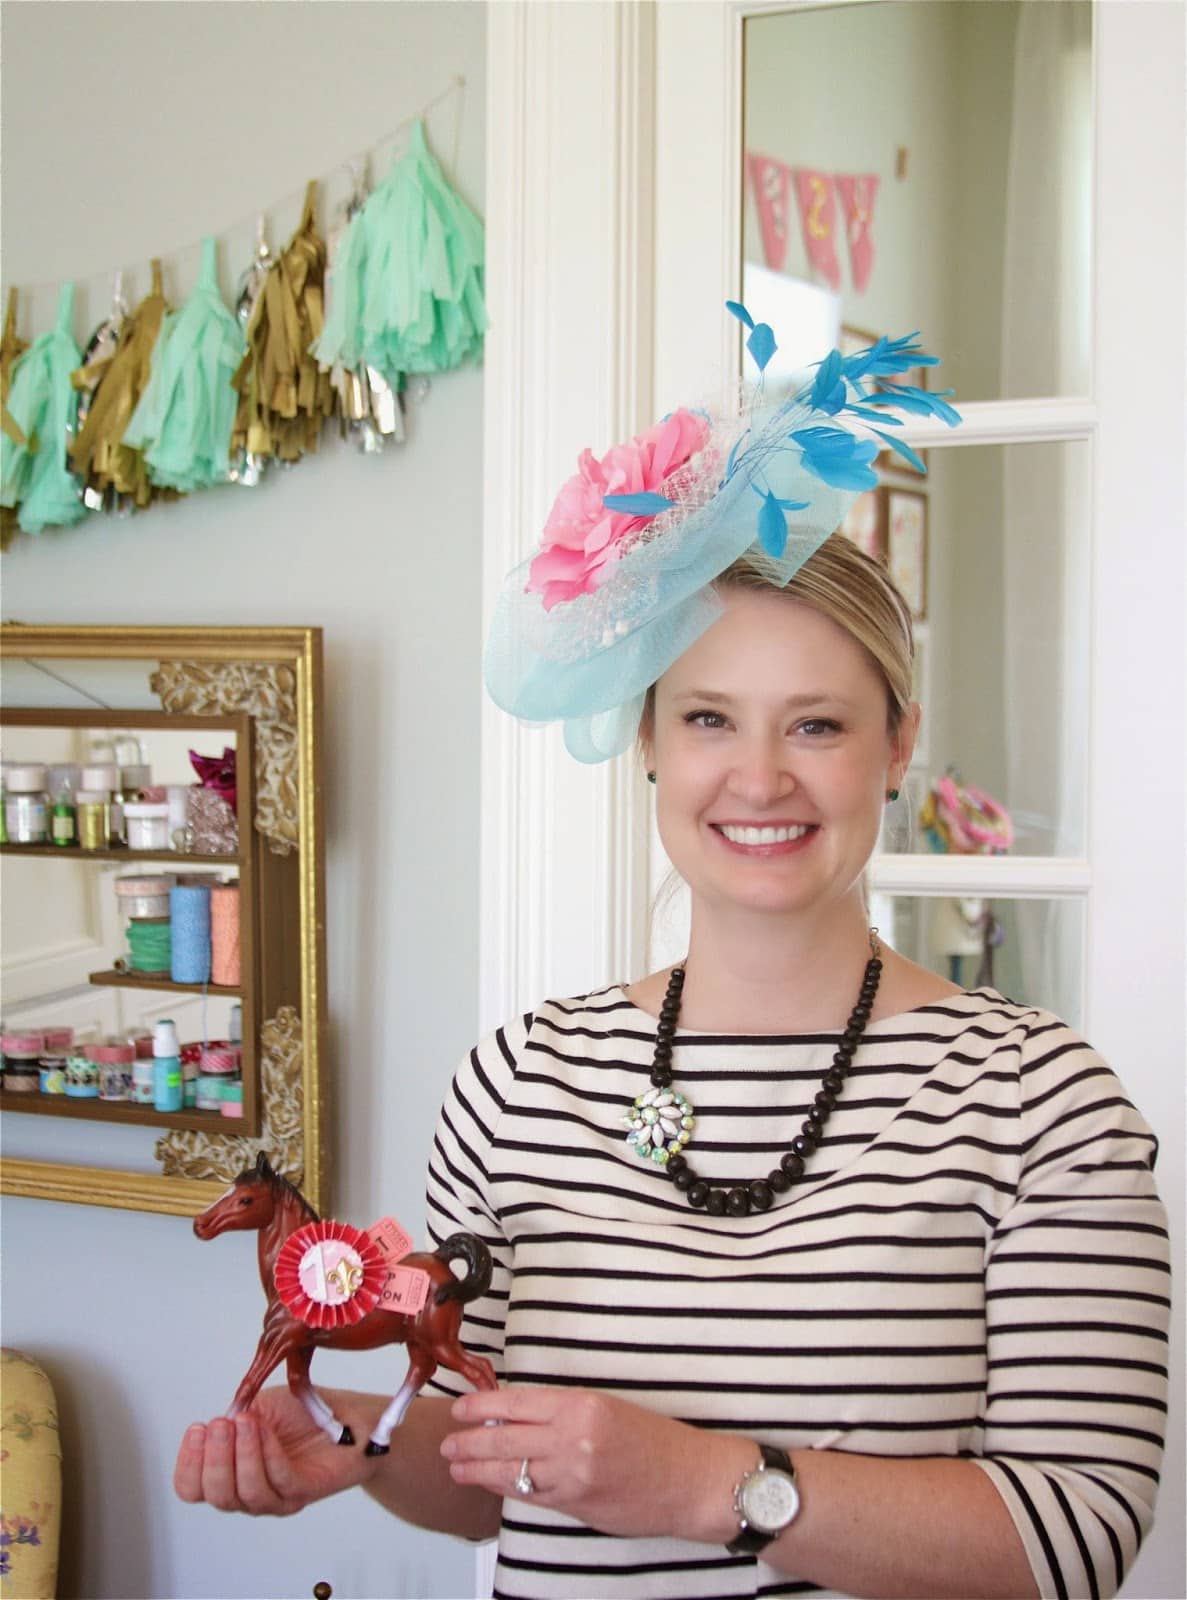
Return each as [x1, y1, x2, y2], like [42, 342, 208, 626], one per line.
[124, 802, 171, 852]
[77, 789, 111, 851]
[4, 766, 49, 843]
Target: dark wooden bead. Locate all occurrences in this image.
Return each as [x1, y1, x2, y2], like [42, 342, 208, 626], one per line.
[726, 1187, 751, 1216]
[853, 1002, 871, 1020]
[706, 1189, 727, 1216]
[791, 1132, 815, 1157]
[802, 1115, 823, 1140]
[650, 1074, 672, 1091]
[749, 1180, 774, 1210]
[814, 1089, 836, 1114]
[673, 1169, 694, 1190]
[780, 1152, 805, 1178]
[666, 1153, 687, 1175]
[653, 1041, 673, 1060]
[842, 1026, 861, 1047]
[767, 1168, 791, 1193]
[823, 1070, 844, 1093]
[687, 1180, 709, 1207]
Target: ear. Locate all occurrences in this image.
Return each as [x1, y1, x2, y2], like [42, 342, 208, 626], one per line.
[889, 703, 921, 787]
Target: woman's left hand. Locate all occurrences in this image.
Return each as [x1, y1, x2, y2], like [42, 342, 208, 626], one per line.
[441, 1385, 753, 1540]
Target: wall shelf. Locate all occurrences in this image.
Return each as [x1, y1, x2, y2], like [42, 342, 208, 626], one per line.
[1, 844, 238, 865]
[87, 969, 243, 998]
[0, 1093, 239, 1134]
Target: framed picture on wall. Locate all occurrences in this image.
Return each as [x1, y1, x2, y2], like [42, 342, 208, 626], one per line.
[886, 487, 928, 620]
[838, 489, 883, 561]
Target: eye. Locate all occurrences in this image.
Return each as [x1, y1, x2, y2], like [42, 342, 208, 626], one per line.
[684, 709, 729, 729]
[797, 718, 842, 737]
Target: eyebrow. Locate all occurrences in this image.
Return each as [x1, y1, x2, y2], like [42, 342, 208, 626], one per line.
[670, 689, 857, 709]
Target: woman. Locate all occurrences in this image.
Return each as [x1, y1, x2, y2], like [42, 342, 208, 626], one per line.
[176, 319, 1168, 1600]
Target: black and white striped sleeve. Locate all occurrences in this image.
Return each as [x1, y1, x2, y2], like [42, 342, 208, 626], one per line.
[422, 1012, 530, 1394]
[971, 1016, 1170, 1600]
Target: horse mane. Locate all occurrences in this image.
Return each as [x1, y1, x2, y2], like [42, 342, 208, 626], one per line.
[235, 1150, 319, 1224]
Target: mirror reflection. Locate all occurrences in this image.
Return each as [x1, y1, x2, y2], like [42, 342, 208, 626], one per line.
[743, 1, 1093, 401]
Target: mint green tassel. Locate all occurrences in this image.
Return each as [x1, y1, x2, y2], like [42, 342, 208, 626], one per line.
[0, 283, 87, 535]
[314, 119, 486, 383]
[124, 238, 244, 492]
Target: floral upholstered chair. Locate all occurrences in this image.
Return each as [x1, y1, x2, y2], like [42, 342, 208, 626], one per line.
[1, 1350, 61, 1598]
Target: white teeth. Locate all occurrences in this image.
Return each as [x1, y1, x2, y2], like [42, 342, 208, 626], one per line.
[719, 823, 810, 845]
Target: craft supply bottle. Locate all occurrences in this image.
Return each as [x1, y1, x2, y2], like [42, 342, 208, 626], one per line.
[0, 779, 8, 846]
[51, 782, 77, 847]
[152, 1018, 183, 1113]
[4, 766, 49, 844]
[76, 790, 111, 851]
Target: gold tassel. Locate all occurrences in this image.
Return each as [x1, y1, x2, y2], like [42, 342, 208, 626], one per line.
[69, 260, 172, 509]
[231, 181, 334, 464]
[1, 288, 30, 551]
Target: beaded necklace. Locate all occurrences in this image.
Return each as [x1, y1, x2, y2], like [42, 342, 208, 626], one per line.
[623, 931, 883, 1217]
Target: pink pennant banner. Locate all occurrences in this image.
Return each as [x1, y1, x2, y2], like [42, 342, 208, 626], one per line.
[792, 169, 841, 291]
[747, 153, 792, 272]
[835, 174, 880, 293]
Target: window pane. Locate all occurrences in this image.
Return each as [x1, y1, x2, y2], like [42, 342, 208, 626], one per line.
[743, 1, 1093, 401]
[870, 892, 1084, 1026]
[869, 438, 1090, 858]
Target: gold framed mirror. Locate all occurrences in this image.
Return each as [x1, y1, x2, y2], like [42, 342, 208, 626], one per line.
[0, 624, 326, 1215]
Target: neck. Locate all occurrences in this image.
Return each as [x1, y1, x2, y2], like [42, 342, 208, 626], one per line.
[259, 1189, 307, 1289]
[680, 892, 877, 1032]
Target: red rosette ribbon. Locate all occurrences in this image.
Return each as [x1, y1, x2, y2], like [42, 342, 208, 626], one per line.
[273, 1220, 388, 1329]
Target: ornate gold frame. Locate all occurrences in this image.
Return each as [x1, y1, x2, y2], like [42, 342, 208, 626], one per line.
[0, 624, 327, 1216]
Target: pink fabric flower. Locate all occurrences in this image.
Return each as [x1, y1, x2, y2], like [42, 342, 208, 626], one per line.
[526, 408, 710, 611]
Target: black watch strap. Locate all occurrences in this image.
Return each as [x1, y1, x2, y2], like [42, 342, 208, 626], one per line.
[726, 1444, 795, 1556]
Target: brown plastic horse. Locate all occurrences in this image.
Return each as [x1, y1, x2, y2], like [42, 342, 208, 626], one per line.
[193, 1152, 498, 1454]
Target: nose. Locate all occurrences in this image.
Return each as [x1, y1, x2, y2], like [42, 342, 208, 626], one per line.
[728, 733, 794, 809]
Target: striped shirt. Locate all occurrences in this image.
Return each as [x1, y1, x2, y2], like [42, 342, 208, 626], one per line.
[424, 985, 1169, 1600]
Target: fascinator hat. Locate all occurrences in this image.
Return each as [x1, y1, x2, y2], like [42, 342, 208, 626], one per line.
[484, 303, 960, 762]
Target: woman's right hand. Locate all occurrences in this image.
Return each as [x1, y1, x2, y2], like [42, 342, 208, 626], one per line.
[174, 1387, 380, 1516]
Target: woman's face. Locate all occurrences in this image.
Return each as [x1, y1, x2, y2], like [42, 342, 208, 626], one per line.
[645, 588, 915, 921]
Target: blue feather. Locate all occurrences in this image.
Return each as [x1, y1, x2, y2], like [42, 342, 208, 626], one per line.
[867, 383, 961, 426]
[747, 322, 777, 373]
[725, 300, 756, 331]
[809, 349, 846, 415]
[601, 492, 676, 516]
[791, 426, 879, 491]
[757, 490, 789, 556]
[873, 429, 928, 476]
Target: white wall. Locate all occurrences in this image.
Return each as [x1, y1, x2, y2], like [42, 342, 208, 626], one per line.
[1, 5, 486, 1597]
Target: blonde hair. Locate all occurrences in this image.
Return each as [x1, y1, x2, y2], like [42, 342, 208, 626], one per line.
[638, 533, 915, 747]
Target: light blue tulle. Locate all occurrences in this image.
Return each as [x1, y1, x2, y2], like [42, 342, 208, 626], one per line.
[484, 314, 961, 762]
[0, 283, 88, 534]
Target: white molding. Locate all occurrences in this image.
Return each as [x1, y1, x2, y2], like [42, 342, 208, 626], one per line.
[480, 1, 655, 1032]
[868, 854, 1091, 899]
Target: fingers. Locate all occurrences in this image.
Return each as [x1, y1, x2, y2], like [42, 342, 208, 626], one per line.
[452, 1387, 557, 1426]
[173, 1414, 297, 1515]
[442, 1421, 542, 1468]
[173, 1424, 208, 1503]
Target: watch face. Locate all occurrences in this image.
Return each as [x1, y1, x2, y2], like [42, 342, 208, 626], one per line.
[742, 1469, 800, 1533]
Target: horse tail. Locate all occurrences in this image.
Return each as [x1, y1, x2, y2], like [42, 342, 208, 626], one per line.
[432, 1232, 493, 1307]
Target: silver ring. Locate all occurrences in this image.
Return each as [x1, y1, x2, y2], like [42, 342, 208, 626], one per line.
[513, 1457, 535, 1496]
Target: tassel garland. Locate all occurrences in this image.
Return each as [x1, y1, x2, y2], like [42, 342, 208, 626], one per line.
[1, 112, 484, 543]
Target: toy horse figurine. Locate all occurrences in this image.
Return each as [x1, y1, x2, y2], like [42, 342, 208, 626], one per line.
[193, 1153, 498, 1455]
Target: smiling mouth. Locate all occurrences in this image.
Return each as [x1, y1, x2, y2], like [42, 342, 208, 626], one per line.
[712, 823, 817, 845]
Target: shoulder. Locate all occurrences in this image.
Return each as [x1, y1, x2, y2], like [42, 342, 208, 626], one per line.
[458, 984, 643, 1086]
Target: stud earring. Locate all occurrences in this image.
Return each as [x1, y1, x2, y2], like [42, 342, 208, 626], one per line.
[647, 771, 656, 784]
[886, 788, 900, 803]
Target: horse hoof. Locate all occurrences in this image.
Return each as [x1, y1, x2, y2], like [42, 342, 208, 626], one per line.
[338, 1426, 355, 1447]
[364, 1440, 390, 1457]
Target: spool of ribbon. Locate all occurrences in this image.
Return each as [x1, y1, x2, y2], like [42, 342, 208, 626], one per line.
[170, 883, 211, 983]
[210, 884, 241, 987]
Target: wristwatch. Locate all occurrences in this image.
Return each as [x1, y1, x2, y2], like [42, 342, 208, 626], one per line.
[726, 1443, 800, 1555]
